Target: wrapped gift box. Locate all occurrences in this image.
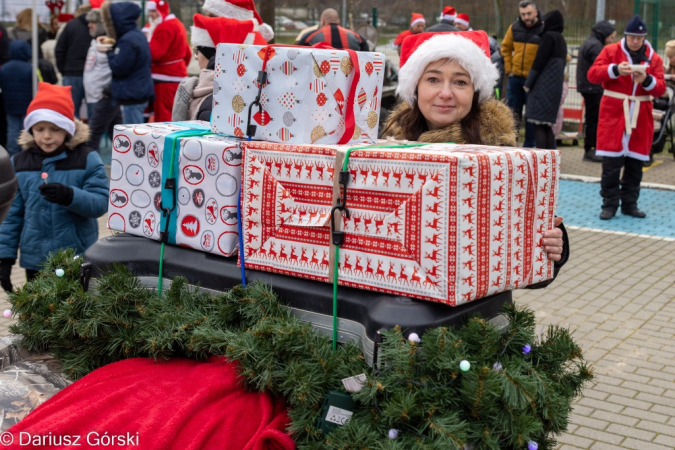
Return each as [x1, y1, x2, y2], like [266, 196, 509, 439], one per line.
[212, 43, 385, 145]
[107, 121, 242, 257]
[240, 141, 560, 306]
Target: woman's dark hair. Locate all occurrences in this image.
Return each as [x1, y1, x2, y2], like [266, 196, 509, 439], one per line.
[197, 46, 216, 60]
[380, 100, 428, 141]
[381, 91, 483, 144]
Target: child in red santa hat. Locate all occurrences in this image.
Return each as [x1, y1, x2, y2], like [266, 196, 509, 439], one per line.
[0, 83, 108, 292]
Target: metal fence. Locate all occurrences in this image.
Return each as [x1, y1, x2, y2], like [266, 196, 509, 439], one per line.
[634, 0, 675, 51]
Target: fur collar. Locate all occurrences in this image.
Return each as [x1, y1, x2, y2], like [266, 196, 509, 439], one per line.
[382, 98, 517, 147]
[101, 1, 116, 41]
[19, 120, 91, 151]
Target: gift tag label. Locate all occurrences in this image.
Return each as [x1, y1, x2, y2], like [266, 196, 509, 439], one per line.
[342, 373, 367, 393]
[325, 406, 353, 425]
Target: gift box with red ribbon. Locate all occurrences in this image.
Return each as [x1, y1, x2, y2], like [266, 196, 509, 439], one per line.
[107, 121, 242, 257]
[239, 141, 560, 306]
[211, 44, 385, 145]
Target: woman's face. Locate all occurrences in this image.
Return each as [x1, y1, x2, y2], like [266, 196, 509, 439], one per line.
[416, 59, 475, 131]
[195, 48, 210, 70]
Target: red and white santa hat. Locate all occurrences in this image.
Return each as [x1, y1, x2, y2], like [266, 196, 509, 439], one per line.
[201, 0, 273, 41]
[147, 0, 170, 17]
[24, 82, 76, 136]
[410, 13, 425, 27]
[396, 31, 498, 105]
[441, 6, 456, 21]
[191, 13, 267, 47]
[455, 13, 470, 28]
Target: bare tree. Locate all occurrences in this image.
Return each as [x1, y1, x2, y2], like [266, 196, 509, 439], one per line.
[259, 0, 276, 42]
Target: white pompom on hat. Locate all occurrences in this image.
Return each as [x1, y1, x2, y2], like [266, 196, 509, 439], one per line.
[201, 0, 273, 41]
[396, 31, 499, 105]
[191, 13, 266, 47]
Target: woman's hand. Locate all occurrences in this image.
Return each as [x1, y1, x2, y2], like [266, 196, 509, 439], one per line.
[542, 216, 564, 262]
[523, 86, 530, 93]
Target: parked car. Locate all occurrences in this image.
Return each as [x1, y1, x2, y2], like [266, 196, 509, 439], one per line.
[275, 15, 295, 30]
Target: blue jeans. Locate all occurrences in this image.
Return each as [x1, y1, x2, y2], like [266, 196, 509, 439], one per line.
[122, 102, 148, 125]
[62, 76, 85, 119]
[6, 114, 25, 156]
[506, 75, 535, 147]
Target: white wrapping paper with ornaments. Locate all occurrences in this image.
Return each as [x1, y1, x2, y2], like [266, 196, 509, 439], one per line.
[107, 121, 243, 257]
[211, 43, 385, 145]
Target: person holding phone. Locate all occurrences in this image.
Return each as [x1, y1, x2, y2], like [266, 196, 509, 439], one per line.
[588, 15, 665, 220]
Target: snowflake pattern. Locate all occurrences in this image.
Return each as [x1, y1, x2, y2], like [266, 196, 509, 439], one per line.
[129, 211, 141, 228]
[148, 171, 161, 188]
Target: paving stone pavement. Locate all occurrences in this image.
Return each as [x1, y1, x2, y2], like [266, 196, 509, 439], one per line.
[1, 146, 674, 449]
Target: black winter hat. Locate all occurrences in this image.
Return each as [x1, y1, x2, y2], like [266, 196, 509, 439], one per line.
[625, 15, 647, 36]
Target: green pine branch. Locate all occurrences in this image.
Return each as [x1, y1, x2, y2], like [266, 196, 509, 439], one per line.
[6, 250, 595, 449]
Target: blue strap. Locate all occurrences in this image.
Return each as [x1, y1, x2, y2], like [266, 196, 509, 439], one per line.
[237, 191, 246, 286]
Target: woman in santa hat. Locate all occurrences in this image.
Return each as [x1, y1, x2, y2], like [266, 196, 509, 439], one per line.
[382, 31, 568, 286]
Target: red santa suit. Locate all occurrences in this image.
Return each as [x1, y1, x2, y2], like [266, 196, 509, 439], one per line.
[148, 0, 192, 122]
[393, 30, 412, 48]
[588, 38, 666, 160]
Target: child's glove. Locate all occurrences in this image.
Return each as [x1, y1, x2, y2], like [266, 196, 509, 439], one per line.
[39, 183, 74, 206]
[0, 259, 14, 293]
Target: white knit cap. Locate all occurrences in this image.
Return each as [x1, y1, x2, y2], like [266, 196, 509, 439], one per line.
[396, 31, 499, 105]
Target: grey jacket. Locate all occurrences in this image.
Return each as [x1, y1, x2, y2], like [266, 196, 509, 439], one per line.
[83, 40, 112, 103]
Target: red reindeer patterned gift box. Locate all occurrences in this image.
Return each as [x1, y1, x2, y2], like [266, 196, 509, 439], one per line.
[240, 141, 560, 306]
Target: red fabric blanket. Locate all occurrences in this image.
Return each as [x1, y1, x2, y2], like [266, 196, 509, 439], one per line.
[5, 357, 295, 450]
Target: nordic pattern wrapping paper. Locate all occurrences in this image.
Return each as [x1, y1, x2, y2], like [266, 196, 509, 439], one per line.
[107, 121, 242, 257]
[240, 141, 560, 306]
[211, 44, 385, 145]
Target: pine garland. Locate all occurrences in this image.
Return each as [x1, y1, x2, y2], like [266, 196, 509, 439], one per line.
[8, 250, 594, 450]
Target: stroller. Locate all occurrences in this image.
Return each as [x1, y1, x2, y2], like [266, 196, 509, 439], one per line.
[649, 84, 675, 163]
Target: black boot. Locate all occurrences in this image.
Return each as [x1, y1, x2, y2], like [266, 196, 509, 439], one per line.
[620, 157, 645, 218]
[600, 207, 617, 220]
[643, 153, 654, 167]
[583, 150, 603, 162]
[621, 206, 647, 218]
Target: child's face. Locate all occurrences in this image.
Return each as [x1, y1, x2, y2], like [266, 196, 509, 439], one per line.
[32, 121, 68, 153]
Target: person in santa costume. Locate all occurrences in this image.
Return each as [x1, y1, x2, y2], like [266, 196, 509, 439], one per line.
[393, 13, 426, 54]
[200, 0, 274, 42]
[145, 0, 191, 123]
[588, 15, 666, 220]
[381, 31, 568, 288]
[454, 13, 472, 31]
[426, 6, 459, 32]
